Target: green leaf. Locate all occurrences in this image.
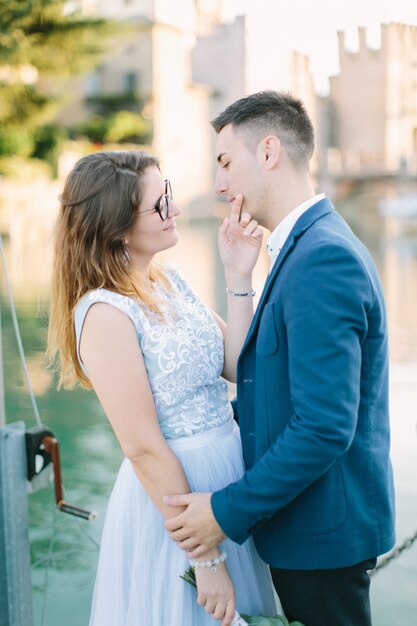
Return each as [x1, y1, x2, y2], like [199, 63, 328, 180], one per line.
[180, 566, 197, 588]
[240, 615, 290, 625]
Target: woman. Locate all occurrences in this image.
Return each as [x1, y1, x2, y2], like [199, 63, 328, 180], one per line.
[48, 150, 278, 625]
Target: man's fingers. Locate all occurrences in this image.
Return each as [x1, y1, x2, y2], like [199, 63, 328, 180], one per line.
[229, 194, 243, 224]
[239, 212, 251, 227]
[177, 537, 201, 551]
[163, 493, 192, 507]
[165, 514, 192, 533]
[253, 226, 263, 239]
[219, 216, 230, 236]
[166, 524, 188, 539]
[243, 219, 258, 236]
[186, 543, 211, 559]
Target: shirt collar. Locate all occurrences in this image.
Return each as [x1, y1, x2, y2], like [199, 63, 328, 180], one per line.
[267, 194, 326, 262]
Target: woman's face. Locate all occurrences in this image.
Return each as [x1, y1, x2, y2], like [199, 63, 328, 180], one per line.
[125, 166, 180, 267]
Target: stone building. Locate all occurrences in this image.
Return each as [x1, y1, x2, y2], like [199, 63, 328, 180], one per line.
[328, 23, 417, 175]
[49, 1, 319, 202]
[191, 15, 246, 182]
[290, 51, 319, 173]
[51, 0, 242, 205]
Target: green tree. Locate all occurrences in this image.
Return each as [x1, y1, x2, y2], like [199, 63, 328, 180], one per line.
[77, 111, 151, 145]
[0, 0, 114, 171]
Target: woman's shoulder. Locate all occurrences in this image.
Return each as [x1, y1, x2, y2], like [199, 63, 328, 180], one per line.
[164, 265, 184, 282]
[75, 288, 132, 310]
[164, 266, 195, 298]
[74, 289, 140, 328]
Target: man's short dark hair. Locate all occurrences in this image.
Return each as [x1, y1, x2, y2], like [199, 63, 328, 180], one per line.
[211, 90, 314, 167]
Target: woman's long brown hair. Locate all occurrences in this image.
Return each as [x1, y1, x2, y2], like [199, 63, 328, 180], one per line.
[47, 150, 170, 389]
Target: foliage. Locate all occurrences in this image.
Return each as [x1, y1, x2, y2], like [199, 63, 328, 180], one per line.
[32, 124, 69, 176]
[0, 83, 56, 157]
[0, 0, 110, 75]
[75, 115, 108, 144]
[0, 0, 116, 173]
[0, 125, 34, 158]
[0, 155, 51, 180]
[76, 111, 151, 145]
[85, 91, 143, 115]
[104, 111, 150, 144]
[241, 615, 305, 626]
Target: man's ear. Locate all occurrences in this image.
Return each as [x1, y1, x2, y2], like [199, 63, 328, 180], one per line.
[262, 135, 281, 170]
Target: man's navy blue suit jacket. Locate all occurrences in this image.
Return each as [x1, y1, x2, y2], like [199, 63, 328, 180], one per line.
[211, 198, 396, 570]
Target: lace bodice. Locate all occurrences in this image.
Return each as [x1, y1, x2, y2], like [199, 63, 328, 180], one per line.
[73, 270, 233, 439]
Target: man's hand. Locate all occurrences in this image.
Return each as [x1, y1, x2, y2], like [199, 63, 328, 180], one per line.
[163, 492, 227, 558]
[218, 194, 263, 277]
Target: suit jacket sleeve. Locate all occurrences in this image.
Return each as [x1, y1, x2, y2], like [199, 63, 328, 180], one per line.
[211, 242, 375, 544]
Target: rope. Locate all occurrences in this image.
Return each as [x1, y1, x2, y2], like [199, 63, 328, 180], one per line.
[0, 234, 42, 427]
[36, 492, 99, 626]
[370, 529, 417, 576]
[39, 505, 59, 626]
[0, 235, 99, 624]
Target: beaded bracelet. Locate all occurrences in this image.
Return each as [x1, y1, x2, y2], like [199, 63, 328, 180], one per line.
[189, 550, 227, 574]
[226, 288, 256, 297]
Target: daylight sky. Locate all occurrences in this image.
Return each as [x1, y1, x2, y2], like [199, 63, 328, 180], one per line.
[221, 0, 417, 93]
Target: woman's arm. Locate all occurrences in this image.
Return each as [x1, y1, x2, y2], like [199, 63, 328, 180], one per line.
[211, 304, 252, 384]
[80, 302, 235, 625]
[215, 195, 263, 382]
[80, 302, 191, 520]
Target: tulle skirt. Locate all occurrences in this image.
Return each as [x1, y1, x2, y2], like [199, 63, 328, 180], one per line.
[89, 419, 279, 625]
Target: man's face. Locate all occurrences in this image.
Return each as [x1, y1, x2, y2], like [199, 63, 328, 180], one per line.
[214, 123, 263, 219]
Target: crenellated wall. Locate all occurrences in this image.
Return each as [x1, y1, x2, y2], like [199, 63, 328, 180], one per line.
[328, 23, 417, 175]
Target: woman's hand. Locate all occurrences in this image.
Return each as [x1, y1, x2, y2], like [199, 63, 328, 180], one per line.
[194, 558, 236, 626]
[218, 194, 263, 278]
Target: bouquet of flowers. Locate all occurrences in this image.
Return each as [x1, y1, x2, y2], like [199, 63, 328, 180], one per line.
[181, 567, 305, 626]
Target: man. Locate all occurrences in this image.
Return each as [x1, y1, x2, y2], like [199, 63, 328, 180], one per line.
[164, 91, 395, 626]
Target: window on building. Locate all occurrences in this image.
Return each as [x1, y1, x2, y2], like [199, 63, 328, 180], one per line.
[85, 70, 102, 97]
[123, 72, 138, 93]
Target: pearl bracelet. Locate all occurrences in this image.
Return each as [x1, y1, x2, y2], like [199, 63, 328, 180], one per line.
[226, 287, 256, 297]
[189, 550, 227, 574]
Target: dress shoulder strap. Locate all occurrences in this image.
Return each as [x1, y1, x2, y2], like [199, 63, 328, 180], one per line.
[73, 289, 141, 377]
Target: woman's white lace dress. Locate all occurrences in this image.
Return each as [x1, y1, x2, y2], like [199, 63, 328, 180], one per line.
[74, 270, 278, 625]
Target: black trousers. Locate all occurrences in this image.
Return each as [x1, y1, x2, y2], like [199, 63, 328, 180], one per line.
[270, 557, 377, 626]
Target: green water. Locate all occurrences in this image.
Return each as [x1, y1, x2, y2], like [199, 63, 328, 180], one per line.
[1, 192, 417, 625]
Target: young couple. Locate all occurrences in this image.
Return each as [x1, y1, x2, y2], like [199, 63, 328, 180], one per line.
[48, 91, 395, 626]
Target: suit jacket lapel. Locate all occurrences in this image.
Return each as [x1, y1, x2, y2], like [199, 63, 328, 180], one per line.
[240, 198, 335, 357]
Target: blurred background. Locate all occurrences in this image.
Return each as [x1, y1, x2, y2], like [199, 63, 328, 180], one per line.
[0, 1, 416, 624]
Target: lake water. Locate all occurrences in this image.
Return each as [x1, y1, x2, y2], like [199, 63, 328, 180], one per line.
[1, 185, 416, 625]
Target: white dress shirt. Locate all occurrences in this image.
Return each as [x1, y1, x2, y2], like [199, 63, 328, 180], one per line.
[267, 194, 326, 272]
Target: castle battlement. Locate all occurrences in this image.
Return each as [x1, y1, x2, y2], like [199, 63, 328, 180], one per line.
[329, 22, 417, 176]
[338, 22, 417, 61]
